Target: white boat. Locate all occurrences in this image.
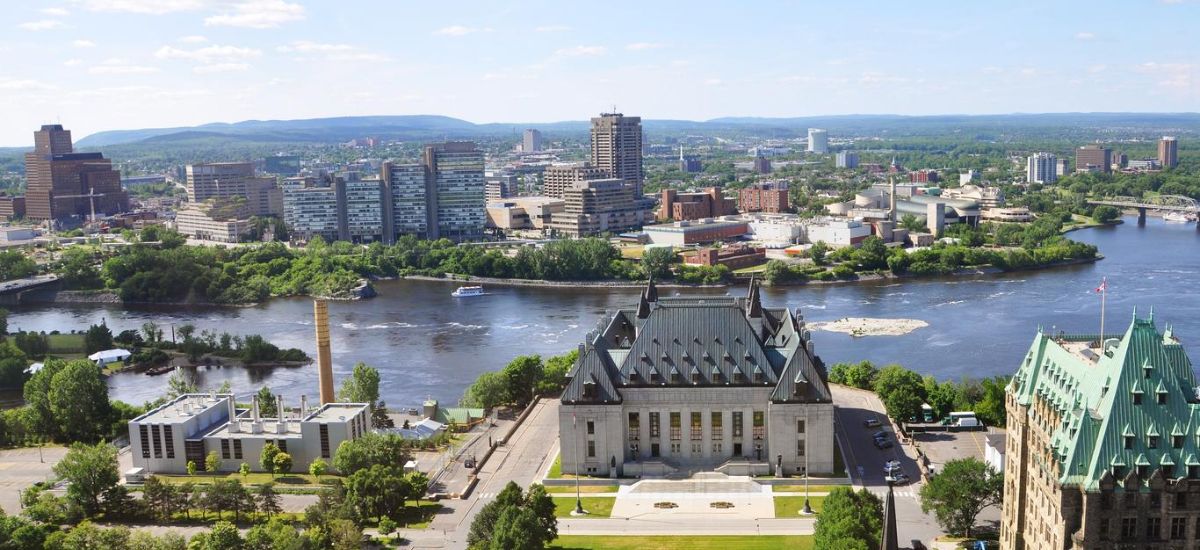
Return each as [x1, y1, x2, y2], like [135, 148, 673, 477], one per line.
[451, 285, 484, 297]
[1162, 211, 1194, 223]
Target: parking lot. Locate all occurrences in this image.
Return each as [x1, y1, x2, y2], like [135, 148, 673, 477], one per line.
[911, 427, 1002, 476]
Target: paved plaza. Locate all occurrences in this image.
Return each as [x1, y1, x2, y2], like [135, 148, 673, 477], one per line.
[612, 474, 775, 519]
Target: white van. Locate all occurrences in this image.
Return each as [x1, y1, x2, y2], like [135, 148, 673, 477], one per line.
[955, 417, 981, 428]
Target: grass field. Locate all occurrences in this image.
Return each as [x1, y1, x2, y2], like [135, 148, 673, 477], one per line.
[550, 535, 814, 550]
[770, 484, 846, 493]
[773, 495, 825, 517]
[46, 333, 86, 354]
[552, 496, 615, 518]
[544, 485, 619, 494]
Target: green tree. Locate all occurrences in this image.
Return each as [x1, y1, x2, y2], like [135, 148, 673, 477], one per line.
[59, 247, 103, 290]
[239, 462, 251, 479]
[490, 506, 543, 550]
[256, 387, 278, 418]
[900, 213, 925, 233]
[191, 520, 243, 550]
[873, 365, 927, 421]
[142, 476, 177, 521]
[52, 442, 119, 516]
[467, 482, 524, 549]
[536, 350, 578, 395]
[328, 518, 361, 550]
[260, 443, 281, 477]
[332, 432, 412, 475]
[639, 246, 676, 279]
[461, 371, 508, 409]
[48, 359, 112, 442]
[813, 487, 883, 550]
[187, 461, 197, 476]
[503, 355, 543, 407]
[206, 450, 222, 473]
[141, 322, 163, 345]
[1092, 205, 1120, 223]
[0, 250, 38, 281]
[810, 241, 829, 265]
[762, 259, 797, 286]
[0, 339, 29, 389]
[338, 362, 381, 405]
[525, 483, 557, 545]
[166, 370, 198, 398]
[309, 457, 328, 482]
[256, 482, 282, 519]
[0, 307, 7, 334]
[973, 377, 1009, 427]
[919, 458, 1003, 538]
[245, 518, 307, 550]
[828, 361, 879, 390]
[273, 452, 293, 476]
[83, 322, 114, 355]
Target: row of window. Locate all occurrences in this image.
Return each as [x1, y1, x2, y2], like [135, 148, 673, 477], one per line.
[138, 425, 175, 460]
[628, 411, 766, 441]
[1103, 516, 1192, 541]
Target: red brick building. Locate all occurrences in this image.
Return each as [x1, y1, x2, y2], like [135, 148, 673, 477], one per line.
[659, 187, 735, 221]
[908, 169, 939, 183]
[738, 182, 790, 213]
[685, 245, 766, 270]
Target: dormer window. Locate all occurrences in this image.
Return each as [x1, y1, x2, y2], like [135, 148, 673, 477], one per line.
[1124, 436, 1134, 449]
[1148, 436, 1159, 449]
[1173, 435, 1184, 449]
[753, 366, 765, 384]
[1158, 392, 1168, 405]
[648, 367, 659, 384]
[1133, 391, 1143, 405]
[733, 368, 745, 384]
[711, 366, 723, 384]
[670, 366, 681, 384]
[1144, 364, 1153, 379]
[582, 380, 597, 398]
[628, 368, 639, 385]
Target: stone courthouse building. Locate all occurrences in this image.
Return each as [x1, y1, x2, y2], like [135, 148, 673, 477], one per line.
[1002, 312, 1200, 549]
[558, 280, 834, 477]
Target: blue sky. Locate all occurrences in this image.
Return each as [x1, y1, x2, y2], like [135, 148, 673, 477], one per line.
[1, 0, 1197, 146]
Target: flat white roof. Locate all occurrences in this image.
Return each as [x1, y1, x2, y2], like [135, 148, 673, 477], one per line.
[134, 393, 231, 424]
[304, 403, 369, 423]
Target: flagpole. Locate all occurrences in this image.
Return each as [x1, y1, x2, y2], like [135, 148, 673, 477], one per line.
[1100, 285, 1106, 339]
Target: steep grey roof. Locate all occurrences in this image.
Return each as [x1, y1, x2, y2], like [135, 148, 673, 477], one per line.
[562, 284, 830, 405]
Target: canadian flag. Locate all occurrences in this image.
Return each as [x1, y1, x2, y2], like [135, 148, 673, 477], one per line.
[1095, 277, 1107, 293]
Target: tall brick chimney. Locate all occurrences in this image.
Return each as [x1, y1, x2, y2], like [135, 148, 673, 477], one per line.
[314, 299, 335, 404]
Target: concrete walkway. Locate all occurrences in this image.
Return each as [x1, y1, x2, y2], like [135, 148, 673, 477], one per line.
[558, 517, 815, 536]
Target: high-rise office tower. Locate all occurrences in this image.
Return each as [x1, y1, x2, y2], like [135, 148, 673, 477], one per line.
[381, 161, 428, 242]
[185, 162, 281, 216]
[1075, 145, 1111, 174]
[590, 113, 644, 196]
[807, 128, 829, 154]
[836, 151, 859, 169]
[422, 142, 486, 241]
[1026, 153, 1058, 184]
[1159, 136, 1179, 169]
[542, 163, 609, 199]
[23, 124, 128, 223]
[523, 129, 543, 153]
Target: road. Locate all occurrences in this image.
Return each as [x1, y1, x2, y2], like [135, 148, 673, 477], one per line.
[831, 384, 943, 546]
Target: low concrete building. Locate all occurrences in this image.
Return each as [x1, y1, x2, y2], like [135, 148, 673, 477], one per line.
[642, 219, 748, 246]
[806, 219, 872, 248]
[174, 198, 253, 243]
[129, 393, 370, 474]
[548, 179, 652, 238]
[985, 433, 1005, 473]
[684, 245, 766, 270]
[559, 281, 834, 477]
[982, 207, 1034, 223]
[486, 197, 566, 231]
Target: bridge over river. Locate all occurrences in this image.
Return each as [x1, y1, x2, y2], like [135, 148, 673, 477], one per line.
[0, 275, 62, 306]
[1087, 195, 1199, 224]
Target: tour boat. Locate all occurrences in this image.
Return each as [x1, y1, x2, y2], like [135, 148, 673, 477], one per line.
[1162, 211, 1194, 223]
[451, 285, 485, 297]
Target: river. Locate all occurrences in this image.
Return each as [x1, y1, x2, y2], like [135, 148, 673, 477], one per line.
[7, 215, 1199, 409]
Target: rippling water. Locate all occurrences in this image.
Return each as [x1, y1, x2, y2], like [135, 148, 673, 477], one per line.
[8, 215, 1198, 408]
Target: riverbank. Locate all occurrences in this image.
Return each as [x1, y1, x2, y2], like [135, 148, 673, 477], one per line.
[402, 274, 726, 289]
[21, 279, 377, 306]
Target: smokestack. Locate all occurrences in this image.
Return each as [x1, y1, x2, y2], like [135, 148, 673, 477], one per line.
[889, 177, 897, 222]
[300, 394, 309, 418]
[276, 394, 287, 433]
[251, 395, 263, 434]
[227, 396, 240, 433]
[314, 299, 335, 405]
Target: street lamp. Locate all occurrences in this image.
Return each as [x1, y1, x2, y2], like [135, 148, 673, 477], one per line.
[573, 414, 584, 515]
[801, 408, 813, 515]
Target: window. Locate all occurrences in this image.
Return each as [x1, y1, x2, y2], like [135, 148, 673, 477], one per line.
[1099, 518, 1110, 541]
[649, 412, 660, 438]
[691, 371, 700, 384]
[1101, 493, 1113, 510]
[319, 425, 331, 458]
[1163, 464, 1175, 478]
[797, 438, 806, 457]
[139, 425, 150, 458]
[691, 442, 702, 454]
[691, 412, 702, 441]
[712, 442, 723, 453]
[1171, 517, 1187, 539]
[628, 370, 639, 384]
[670, 371, 680, 384]
[151, 425, 162, 458]
[163, 426, 175, 459]
[732, 412, 743, 438]
[670, 442, 681, 454]
[1133, 392, 1143, 405]
[1149, 436, 1159, 449]
[1176, 492, 1187, 509]
[1147, 517, 1161, 540]
[628, 413, 640, 440]
[1174, 435, 1184, 449]
[1138, 465, 1149, 478]
[1151, 492, 1161, 508]
[278, 440, 287, 454]
[753, 411, 765, 440]
[1190, 465, 1199, 479]
[797, 419, 806, 434]
[753, 370, 764, 384]
[221, 439, 231, 460]
[587, 421, 595, 435]
[233, 440, 243, 460]
[670, 412, 681, 441]
[1121, 517, 1137, 539]
[1124, 436, 1134, 449]
[1158, 392, 1168, 404]
[651, 443, 660, 458]
[712, 412, 723, 440]
[587, 440, 595, 458]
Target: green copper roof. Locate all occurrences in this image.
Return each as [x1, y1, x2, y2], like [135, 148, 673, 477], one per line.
[1010, 312, 1198, 491]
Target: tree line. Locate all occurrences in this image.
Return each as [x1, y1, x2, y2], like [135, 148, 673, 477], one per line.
[829, 361, 1008, 427]
[460, 351, 577, 410]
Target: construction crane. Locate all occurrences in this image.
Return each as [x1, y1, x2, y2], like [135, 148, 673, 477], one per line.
[52, 191, 109, 231]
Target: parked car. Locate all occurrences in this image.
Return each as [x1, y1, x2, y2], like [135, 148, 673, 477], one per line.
[874, 439, 894, 450]
[885, 473, 910, 485]
[884, 460, 902, 472]
[872, 430, 889, 440]
[863, 418, 881, 428]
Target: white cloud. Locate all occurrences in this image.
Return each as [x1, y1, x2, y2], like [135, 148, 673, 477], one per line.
[1137, 62, 1196, 91]
[276, 41, 354, 53]
[72, 39, 96, 48]
[0, 78, 58, 91]
[155, 44, 261, 63]
[1075, 31, 1096, 40]
[704, 78, 723, 86]
[435, 25, 479, 37]
[42, 7, 71, 16]
[535, 24, 570, 32]
[78, 0, 210, 14]
[88, 60, 159, 74]
[193, 63, 249, 73]
[19, 20, 66, 31]
[204, 0, 304, 29]
[64, 58, 83, 66]
[552, 45, 606, 58]
[626, 42, 664, 51]
[179, 35, 208, 43]
[1087, 64, 1107, 74]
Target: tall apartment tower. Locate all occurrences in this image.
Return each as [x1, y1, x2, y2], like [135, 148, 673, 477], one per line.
[590, 113, 644, 196]
[422, 141, 486, 241]
[1075, 145, 1112, 174]
[836, 151, 859, 169]
[542, 163, 609, 199]
[523, 129, 543, 153]
[1026, 153, 1058, 184]
[807, 128, 829, 154]
[381, 161, 428, 242]
[185, 162, 281, 216]
[23, 125, 129, 223]
[1159, 136, 1179, 169]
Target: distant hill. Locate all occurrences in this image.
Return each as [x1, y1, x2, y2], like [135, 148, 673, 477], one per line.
[76, 112, 1200, 148]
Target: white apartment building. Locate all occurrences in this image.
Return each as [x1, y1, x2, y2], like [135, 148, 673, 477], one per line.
[1026, 153, 1058, 184]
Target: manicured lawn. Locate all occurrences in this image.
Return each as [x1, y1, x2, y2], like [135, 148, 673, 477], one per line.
[155, 472, 340, 486]
[544, 485, 618, 494]
[770, 484, 846, 493]
[46, 333, 86, 353]
[362, 501, 443, 529]
[773, 495, 825, 517]
[547, 454, 604, 480]
[733, 263, 769, 274]
[553, 496, 614, 518]
[551, 535, 814, 550]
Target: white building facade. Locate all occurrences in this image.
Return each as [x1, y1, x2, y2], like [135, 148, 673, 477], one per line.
[1026, 152, 1058, 184]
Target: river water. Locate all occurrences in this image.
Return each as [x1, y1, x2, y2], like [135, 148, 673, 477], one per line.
[8, 215, 1199, 408]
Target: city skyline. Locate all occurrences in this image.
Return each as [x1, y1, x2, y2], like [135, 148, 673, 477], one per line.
[1, 0, 1198, 146]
